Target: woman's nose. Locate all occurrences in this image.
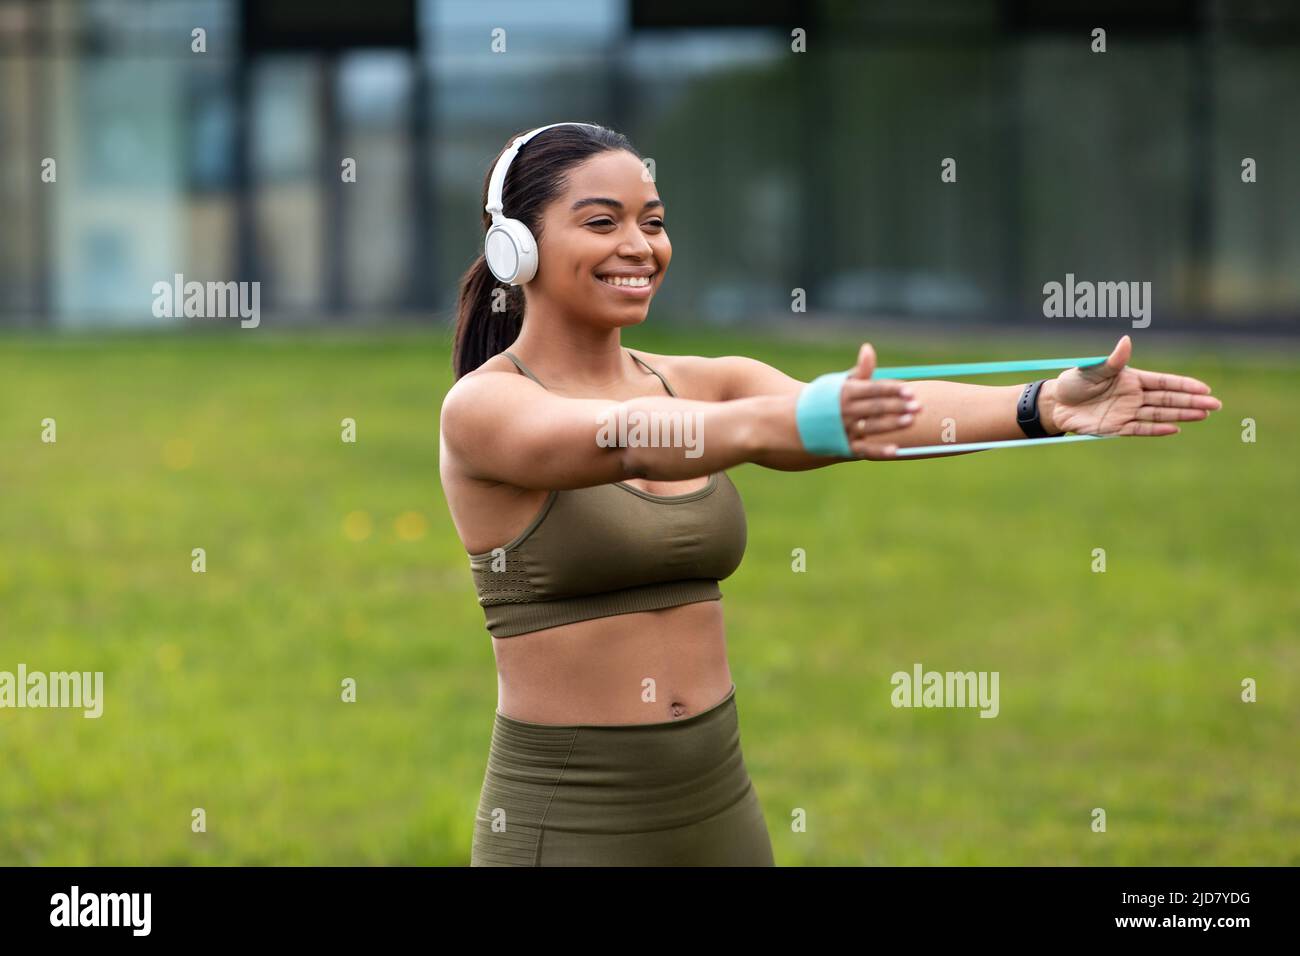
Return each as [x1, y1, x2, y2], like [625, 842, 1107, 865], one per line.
[618, 231, 653, 257]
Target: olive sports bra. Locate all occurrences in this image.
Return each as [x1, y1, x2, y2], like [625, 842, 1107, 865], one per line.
[466, 349, 747, 638]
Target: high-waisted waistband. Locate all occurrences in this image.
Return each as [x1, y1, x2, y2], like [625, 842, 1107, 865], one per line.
[473, 683, 765, 865]
[493, 681, 737, 732]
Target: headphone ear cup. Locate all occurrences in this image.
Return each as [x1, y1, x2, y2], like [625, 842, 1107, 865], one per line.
[484, 219, 539, 285]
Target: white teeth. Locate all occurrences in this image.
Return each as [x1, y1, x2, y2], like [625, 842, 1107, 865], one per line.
[598, 275, 651, 287]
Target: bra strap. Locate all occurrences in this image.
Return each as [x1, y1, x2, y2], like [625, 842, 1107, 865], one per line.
[501, 351, 548, 390]
[504, 349, 676, 398]
[628, 351, 678, 398]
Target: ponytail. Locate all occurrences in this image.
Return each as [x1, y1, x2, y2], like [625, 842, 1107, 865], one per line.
[453, 254, 524, 380]
[450, 122, 640, 379]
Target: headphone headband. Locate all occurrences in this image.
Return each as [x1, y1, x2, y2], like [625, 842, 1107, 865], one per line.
[485, 122, 600, 219]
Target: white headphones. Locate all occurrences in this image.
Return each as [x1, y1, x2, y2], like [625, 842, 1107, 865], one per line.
[483, 122, 600, 285]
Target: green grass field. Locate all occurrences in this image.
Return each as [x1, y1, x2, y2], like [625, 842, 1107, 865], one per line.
[1, 325, 1296, 865]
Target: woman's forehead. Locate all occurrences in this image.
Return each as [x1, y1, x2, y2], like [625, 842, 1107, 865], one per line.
[562, 152, 657, 202]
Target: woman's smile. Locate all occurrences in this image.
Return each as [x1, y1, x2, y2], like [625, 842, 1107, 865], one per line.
[594, 271, 656, 296]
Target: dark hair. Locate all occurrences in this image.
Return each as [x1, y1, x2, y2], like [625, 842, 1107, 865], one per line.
[452, 123, 640, 379]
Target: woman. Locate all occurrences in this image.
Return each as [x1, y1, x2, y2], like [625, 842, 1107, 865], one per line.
[439, 122, 1222, 866]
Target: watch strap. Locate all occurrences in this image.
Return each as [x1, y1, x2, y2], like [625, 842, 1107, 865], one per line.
[1016, 379, 1052, 438]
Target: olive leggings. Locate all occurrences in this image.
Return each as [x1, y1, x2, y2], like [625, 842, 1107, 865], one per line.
[470, 683, 775, 866]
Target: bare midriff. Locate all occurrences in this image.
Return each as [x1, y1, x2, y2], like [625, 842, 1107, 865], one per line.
[491, 598, 734, 725]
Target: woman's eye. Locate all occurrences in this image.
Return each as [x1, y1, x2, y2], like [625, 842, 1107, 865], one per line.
[587, 218, 665, 229]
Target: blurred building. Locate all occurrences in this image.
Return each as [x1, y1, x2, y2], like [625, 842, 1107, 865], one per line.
[1, 0, 1298, 329]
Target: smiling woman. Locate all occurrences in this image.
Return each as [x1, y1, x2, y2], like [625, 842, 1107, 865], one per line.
[444, 122, 778, 867]
[438, 122, 1221, 868]
[583, 196, 663, 296]
[459, 123, 672, 374]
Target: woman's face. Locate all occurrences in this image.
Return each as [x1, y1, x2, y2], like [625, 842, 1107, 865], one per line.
[527, 149, 671, 328]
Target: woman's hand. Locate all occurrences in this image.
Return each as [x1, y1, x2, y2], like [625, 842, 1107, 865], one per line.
[843, 343, 921, 459]
[1045, 335, 1221, 437]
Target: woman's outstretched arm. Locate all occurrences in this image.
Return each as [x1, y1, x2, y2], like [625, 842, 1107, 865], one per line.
[442, 336, 1221, 487]
[701, 335, 1221, 469]
[695, 344, 1007, 467]
[440, 363, 913, 490]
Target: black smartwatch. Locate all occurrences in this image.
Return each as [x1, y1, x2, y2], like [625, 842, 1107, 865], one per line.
[1016, 379, 1056, 438]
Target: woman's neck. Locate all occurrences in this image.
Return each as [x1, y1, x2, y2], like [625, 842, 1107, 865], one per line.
[509, 324, 633, 391]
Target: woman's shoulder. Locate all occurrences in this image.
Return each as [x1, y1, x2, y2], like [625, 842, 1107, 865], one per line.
[448, 352, 538, 391]
[628, 349, 734, 402]
[463, 352, 524, 381]
[440, 353, 538, 428]
[631, 349, 786, 402]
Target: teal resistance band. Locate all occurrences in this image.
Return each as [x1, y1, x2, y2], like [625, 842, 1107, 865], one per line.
[873, 356, 1109, 380]
[879, 355, 1117, 457]
[794, 369, 855, 457]
[893, 433, 1111, 456]
[794, 355, 1119, 458]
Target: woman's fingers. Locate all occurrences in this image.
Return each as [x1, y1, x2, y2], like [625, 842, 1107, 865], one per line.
[842, 378, 912, 401]
[843, 345, 905, 457]
[1129, 366, 1214, 395]
[850, 439, 900, 460]
[1141, 388, 1222, 410]
[850, 412, 915, 436]
[850, 343, 879, 380]
[1135, 405, 1209, 422]
[839, 377, 919, 445]
[1119, 420, 1180, 436]
[844, 395, 918, 418]
[1134, 386, 1220, 429]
